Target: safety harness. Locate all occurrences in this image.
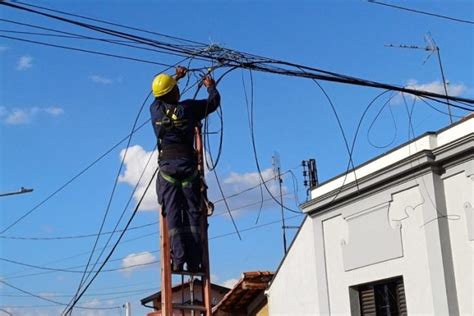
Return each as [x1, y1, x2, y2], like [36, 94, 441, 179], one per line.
[155, 102, 194, 160]
[155, 102, 188, 139]
[159, 170, 198, 188]
[155, 102, 198, 187]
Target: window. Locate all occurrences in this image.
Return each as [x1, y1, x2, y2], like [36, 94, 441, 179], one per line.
[350, 276, 407, 316]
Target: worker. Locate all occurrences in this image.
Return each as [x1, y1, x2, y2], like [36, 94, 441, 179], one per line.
[150, 66, 220, 272]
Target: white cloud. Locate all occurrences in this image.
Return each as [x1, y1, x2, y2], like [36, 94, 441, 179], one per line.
[3, 307, 62, 316]
[118, 145, 159, 211]
[44, 107, 64, 116]
[121, 251, 156, 274]
[16, 55, 33, 71]
[221, 278, 239, 289]
[405, 80, 467, 98]
[90, 75, 113, 84]
[0, 106, 64, 125]
[119, 145, 291, 216]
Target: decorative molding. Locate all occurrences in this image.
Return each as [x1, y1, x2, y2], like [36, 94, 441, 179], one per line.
[341, 203, 403, 271]
[464, 202, 474, 241]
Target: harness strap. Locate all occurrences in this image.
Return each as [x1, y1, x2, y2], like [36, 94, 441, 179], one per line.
[168, 226, 200, 237]
[160, 170, 198, 188]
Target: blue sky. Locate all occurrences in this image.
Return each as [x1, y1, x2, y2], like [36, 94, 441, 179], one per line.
[1, 0, 473, 315]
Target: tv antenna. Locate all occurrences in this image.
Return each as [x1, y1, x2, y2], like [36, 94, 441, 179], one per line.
[385, 33, 454, 123]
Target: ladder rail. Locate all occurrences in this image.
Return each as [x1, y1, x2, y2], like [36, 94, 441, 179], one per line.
[195, 125, 213, 316]
[158, 125, 212, 316]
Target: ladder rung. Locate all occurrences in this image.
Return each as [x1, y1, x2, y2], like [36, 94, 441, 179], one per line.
[171, 270, 206, 277]
[173, 303, 207, 311]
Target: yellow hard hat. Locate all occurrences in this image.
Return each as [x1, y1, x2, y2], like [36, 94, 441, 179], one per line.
[152, 74, 177, 97]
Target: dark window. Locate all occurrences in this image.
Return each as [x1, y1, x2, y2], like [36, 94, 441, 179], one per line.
[350, 276, 407, 316]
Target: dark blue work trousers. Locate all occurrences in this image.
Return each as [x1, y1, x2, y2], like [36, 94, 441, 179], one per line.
[156, 157, 202, 268]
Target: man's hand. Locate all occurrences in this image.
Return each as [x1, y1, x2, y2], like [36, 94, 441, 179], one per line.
[175, 66, 187, 81]
[202, 75, 215, 88]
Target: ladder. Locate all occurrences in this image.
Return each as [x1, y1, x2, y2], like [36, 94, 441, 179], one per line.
[159, 125, 213, 316]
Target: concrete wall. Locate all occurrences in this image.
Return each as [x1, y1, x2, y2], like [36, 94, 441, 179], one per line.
[442, 159, 473, 315]
[267, 217, 321, 315]
[267, 118, 473, 315]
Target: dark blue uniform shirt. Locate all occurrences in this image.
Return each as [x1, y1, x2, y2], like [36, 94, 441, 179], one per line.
[150, 86, 221, 152]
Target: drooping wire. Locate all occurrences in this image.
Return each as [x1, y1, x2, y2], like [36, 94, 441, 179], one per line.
[306, 76, 361, 193]
[62, 166, 159, 315]
[64, 90, 152, 312]
[0, 18, 210, 61]
[0, 34, 176, 67]
[14, 0, 208, 45]
[70, 145, 157, 306]
[66, 58, 194, 311]
[246, 68, 302, 215]
[0, 170, 288, 241]
[240, 69, 266, 224]
[3, 190, 295, 282]
[2, 1, 472, 107]
[400, 93, 461, 226]
[0, 279, 121, 311]
[211, 170, 242, 240]
[367, 0, 474, 25]
[326, 90, 392, 203]
[0, 119, 150, 234]
[366, 92, 398, 149]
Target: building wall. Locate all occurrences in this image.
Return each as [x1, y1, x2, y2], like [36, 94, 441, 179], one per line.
[267, 119, 473, 315]
[267, 217, 321, 315]
[442, 159, 473, 315]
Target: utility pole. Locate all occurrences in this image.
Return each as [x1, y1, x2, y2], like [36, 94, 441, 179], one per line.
[0, 187, 33, 197]
[385, 33, 454, 123]
[273, 152, 287, 255]
[123, 302, 131, 316]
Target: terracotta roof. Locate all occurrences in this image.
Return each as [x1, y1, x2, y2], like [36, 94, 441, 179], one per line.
[212, 271, 273, 314]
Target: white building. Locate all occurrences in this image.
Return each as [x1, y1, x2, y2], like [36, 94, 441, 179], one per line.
[267, 116, 473, 315]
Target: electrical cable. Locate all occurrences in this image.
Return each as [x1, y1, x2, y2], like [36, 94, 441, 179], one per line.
[0, 171, 287, 241]
[0, 26, 203, 62]
[14, 0, 207, 45]
[69, 143, 157, 308]
[62, 166, 159, 315]
[211, 169, 242, 240]
[0, 221, 157, 240]
[366, 92, 398, 149]
[64, 57, 198, 309]
[305, 76, 361, 193]
[240, 69, 266, 225]
[245, 68, 302, 215]
[0, 118, 149, 235]
[367, 0, 474, 25]
[63, 73, 209, 312]
[0, 279, 121, 311]
[3, 190, 294, 282]
[66, 91, 153, 310]
[1, 287, 157, 298]
[2, 1, 472, 107]
[326, 90, 392, 204]
[0, 256, 159, 274]
[0, 34, 176, 67]
[400, 94, 461, 226]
